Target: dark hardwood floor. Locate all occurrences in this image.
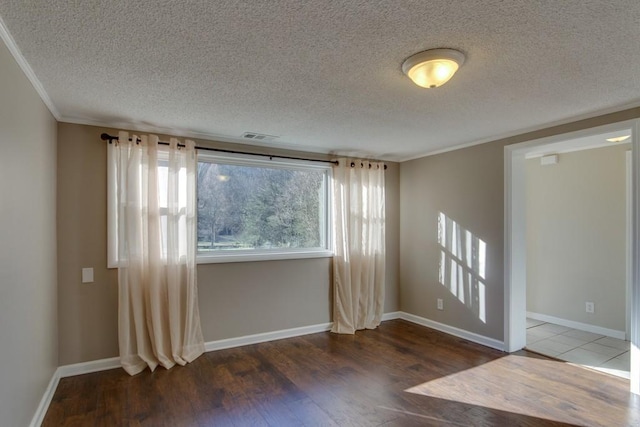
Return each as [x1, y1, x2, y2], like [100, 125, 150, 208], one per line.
[43, 320, 640, 426]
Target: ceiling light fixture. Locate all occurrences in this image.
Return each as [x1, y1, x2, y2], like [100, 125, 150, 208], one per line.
[402, 48, 466, 89]
[606, 135, 631, 143]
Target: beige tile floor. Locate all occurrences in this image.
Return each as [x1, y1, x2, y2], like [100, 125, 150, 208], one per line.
[526, 318, 630, 379]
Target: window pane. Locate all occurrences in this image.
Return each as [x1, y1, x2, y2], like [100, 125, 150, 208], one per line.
[197, 161, 327, 253]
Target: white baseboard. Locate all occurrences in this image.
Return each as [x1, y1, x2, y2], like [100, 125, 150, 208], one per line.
[205, 311, 403, 352]
[382, 311, 402, 321]
[50, 312, 403, 380]
[48, 311, 495, 379]
[527, 311, 626, 340]
[29, 311, 453, 426]
[29, 369, 60, 427]
[204, 322, 333, 352]
[398, 312, 505, 351]
[57, 357, 121, 378]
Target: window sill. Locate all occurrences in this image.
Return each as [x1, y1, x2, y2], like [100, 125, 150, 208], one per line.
[196, 250, 334, 264]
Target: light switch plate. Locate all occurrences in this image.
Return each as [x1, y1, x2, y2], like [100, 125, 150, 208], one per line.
[82, 268, 94, 283]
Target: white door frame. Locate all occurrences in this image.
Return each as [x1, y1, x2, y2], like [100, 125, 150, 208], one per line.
[504, 118, 640, 394]
[628, 150, 633, 340]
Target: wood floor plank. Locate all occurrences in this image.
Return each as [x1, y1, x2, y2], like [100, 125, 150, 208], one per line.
[284, 397, 340, 427]
[42, 320, 639, 426]
[261, 338, 401, 425]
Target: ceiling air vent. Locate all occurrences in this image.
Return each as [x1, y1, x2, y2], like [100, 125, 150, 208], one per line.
[242, 132, 279, 142]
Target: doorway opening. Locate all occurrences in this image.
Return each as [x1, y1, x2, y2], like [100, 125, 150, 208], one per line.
[504, 119, 640, 394]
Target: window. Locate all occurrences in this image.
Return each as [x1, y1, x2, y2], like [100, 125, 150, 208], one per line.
[107, 144, 193, 268]
[196, 153, 332, 263]
[108, 144, 332, 267]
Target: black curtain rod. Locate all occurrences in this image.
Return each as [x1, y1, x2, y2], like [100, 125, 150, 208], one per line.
[101, 133, 338, 165]
[100, 133, 386, 169]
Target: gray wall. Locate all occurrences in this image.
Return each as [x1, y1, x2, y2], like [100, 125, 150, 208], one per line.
[400, 141, 506, 339]
[399, 107, 640, 342]
[57, 122, 400, 365]
[0, 40, 58, 425]
[526, 145, 629, 331]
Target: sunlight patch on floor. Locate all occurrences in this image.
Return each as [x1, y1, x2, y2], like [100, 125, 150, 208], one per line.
[403, 354, 624, 426]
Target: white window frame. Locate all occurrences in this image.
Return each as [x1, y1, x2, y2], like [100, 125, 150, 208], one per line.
[107, 146, 188, 268]
[196, 151, 333, 264]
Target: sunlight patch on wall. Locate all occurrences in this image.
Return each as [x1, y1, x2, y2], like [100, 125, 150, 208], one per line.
[438, 212, 486, 323]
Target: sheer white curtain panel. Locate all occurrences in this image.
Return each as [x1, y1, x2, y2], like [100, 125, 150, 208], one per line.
[331, 159, 386, 334]
[111, 131, 204, 375]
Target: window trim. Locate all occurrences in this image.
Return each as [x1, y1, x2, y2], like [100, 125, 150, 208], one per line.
[196, 151, 334, 264]
[107, 146, 189, 268]
[197, 248, 334, 264]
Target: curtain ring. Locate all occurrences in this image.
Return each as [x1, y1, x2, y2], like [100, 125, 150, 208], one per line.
[350, 162, 355, 168]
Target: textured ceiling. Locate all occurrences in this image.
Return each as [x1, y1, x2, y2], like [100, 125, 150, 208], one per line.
[1, 1, 639, 161]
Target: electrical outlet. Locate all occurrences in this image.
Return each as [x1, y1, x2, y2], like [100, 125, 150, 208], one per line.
[585, 301, 595, 314]
[437, 298, 444, 311]
[82, 267, 94, 283]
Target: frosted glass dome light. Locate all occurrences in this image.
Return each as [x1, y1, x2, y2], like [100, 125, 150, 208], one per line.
[402, 48, 465, 88]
